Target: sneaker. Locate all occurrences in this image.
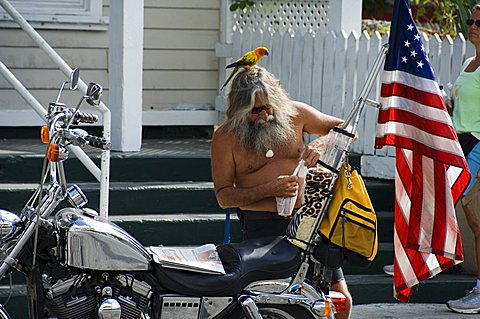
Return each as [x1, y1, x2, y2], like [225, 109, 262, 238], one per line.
[447, 287, 480, 314]
[383, 264, 394, 276]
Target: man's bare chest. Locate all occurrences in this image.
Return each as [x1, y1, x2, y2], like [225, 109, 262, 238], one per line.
[234, 142, 304, 176]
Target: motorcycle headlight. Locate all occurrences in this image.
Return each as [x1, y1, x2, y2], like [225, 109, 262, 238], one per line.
[0, 209, 21, 242]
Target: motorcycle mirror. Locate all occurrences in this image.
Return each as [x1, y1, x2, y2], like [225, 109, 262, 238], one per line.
[86, 82, 103, 106]
[70, 68, 80, 91]
[54, 68, 80, 104]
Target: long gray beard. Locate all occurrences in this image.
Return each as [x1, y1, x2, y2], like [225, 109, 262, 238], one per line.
[236, 116, 294, 155]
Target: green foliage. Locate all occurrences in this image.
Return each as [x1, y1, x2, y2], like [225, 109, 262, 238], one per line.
[411, 0, 476, 37]
[454, 0, 478, 36]
[362, 0, 391, 19]
[412, 0, 457, 36]
[228, 0, 478, 38]
[229, 0, 255, 12]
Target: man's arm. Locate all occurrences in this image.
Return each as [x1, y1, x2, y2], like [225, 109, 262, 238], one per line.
[293, 102, 345, 167]
[211, 128, 298, 209]
[295, 101, 344, 136]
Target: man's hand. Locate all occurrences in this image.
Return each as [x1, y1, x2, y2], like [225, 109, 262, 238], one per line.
[271, 175, 299, 197]
[302, 142, 321, 168]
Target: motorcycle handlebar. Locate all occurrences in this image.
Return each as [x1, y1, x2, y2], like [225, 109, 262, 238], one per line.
[84, 134, 111, 150]
[73, 111, 98, 124]
[61, 129, 111, 151]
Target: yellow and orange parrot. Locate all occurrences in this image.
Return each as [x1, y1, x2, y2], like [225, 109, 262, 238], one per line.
[221, 46, 269, 90]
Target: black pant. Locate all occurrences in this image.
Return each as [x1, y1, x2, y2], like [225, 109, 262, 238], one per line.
[237, 209, 291, 240]
[237, 209, 345, 283]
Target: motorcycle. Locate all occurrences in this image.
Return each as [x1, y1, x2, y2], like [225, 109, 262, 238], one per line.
[0, 68, 353, 319]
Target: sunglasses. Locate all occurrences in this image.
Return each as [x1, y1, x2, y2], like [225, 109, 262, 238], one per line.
[251, 104, 272, 114]
[467, 19, 480, 27]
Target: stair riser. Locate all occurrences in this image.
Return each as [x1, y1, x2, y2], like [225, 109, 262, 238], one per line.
[0, 185, 394, 216]
[113, 218, 244, 246]
[0, 188, 224, 215]
[2, 295, 27, 318]
[0, 157, 212, 183]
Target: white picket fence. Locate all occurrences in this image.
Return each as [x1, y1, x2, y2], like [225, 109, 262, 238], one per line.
[228, 29, 475, 179]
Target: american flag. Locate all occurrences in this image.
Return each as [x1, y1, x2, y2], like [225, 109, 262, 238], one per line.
[375, 0, 470, 302]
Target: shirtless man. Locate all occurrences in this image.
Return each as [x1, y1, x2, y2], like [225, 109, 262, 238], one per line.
[211, 66, 352, 319]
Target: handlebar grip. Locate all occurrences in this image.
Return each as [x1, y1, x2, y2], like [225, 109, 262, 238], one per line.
[84, 135, 111, 150]
[73, 112, 98, 124]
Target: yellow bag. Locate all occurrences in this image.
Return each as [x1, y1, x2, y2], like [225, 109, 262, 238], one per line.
[319, 162, 378, 262]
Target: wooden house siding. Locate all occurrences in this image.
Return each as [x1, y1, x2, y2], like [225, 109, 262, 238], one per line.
[0, 0, 220, 125]
[142, 0, 220, 111]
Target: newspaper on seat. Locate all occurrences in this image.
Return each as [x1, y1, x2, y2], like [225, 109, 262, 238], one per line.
[148, 244, 226, 275]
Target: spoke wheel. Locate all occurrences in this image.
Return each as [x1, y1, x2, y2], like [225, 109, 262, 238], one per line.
[0, 304, 11, 319]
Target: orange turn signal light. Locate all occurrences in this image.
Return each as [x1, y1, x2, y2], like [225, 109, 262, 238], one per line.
[47, 144, 60, 162]
[40, 126, 49, 144]
[322, 300, 332, 317]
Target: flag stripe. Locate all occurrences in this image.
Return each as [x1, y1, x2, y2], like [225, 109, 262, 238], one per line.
[381, 82, 444, 110]
[382, 70, 441, 96]
[407, 151, 423, 252]
[377, 107, 458, 140]
[375, 133, 467, 168]
[376, 0, 469, 302]
[431, 161, 447, 253]
[420, 157, 436, 252]
[379, 95, 453, 125]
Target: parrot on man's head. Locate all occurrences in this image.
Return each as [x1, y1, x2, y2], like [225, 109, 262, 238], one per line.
[220, 46, 269, 90]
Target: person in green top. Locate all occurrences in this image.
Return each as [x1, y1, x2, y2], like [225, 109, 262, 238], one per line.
[447, 4, 480, 315]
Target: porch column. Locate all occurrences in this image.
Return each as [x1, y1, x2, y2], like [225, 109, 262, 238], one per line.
[108, 0, 144, 151]
[328, 0, 363, 35]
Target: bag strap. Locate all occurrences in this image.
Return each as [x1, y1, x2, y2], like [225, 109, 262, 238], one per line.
[317, 160, 339, 174]
[223, 208, 236, 244]
[342, 160, 353, 189]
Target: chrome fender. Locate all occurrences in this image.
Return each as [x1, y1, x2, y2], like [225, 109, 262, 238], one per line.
[0, 209, 21, 242]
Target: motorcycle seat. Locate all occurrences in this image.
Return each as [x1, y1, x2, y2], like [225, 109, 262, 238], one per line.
[151, 236, 302, 296]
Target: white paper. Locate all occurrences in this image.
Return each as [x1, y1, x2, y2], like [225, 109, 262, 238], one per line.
[148, 244, 226, 275]
[276, 160, 307, 217]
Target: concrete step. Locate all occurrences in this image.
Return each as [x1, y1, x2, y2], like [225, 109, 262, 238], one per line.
[0, 139, 212, 183]
[0, 182, 223, 215]
[0, 285, 27, 318]
[347, 273, 475, 304]
[0, 179, 394, 216]
[342, 243, 393, 275]
[110, 214, 243, 246]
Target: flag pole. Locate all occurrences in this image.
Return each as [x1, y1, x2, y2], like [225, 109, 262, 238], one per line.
[309, 42, 391, 248]
[341, 43, 389, 131]
[318, 43, 390, 175]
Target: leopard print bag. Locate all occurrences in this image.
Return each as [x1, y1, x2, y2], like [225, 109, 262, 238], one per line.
[286, 167, 334, 249]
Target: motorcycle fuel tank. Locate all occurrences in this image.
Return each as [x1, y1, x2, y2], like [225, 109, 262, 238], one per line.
[59, 208, 152, 271]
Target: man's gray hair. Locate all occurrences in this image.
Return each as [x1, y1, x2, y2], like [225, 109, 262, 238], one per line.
[223, 66, 297, 132]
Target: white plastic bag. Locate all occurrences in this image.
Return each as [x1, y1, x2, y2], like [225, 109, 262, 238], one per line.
[276, 159, 308, 217]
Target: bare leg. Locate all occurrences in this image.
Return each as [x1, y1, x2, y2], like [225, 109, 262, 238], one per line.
[463, 202, 480, 279]
[331, 279, 352, 319]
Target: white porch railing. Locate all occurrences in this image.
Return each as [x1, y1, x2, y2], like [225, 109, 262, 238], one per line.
[222, 28, 475, 179]
[0, 0, 111, 217]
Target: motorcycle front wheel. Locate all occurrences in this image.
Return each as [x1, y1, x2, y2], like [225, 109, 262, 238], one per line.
[229, 304, 314, 319]
[0, 305, 11, 319]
